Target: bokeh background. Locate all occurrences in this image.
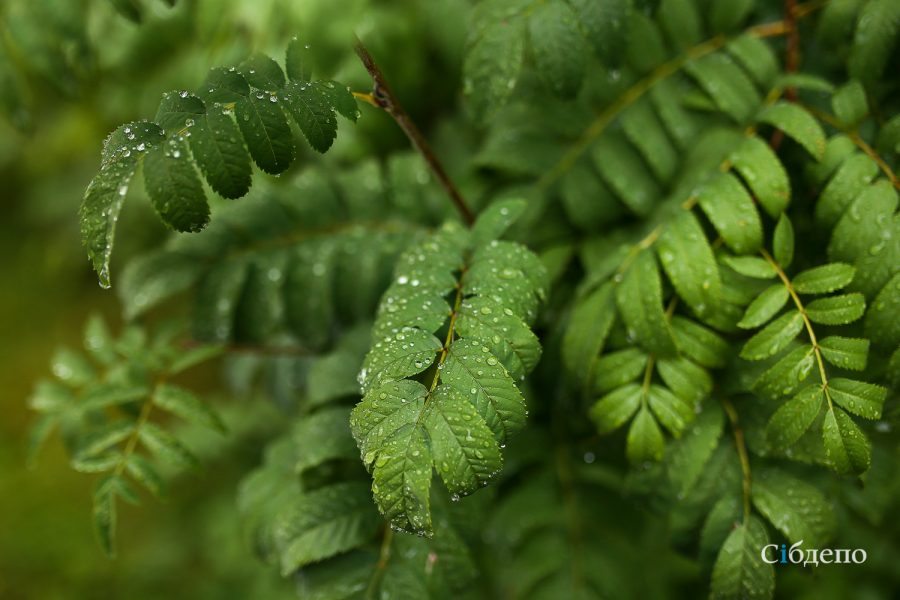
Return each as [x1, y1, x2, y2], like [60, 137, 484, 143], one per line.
[0, 0, 466, 597]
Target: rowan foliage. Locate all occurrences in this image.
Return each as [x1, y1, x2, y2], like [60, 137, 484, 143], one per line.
[18, 0, 900, 597]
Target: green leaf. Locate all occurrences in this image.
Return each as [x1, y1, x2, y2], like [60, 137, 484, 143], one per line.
[464, 17, 526, 122]
[709, 516, 774, 600]
[442, 338, 527, 443]
[274, 482, 381, 575]
[466, 240, 547, 323]
[372, 284, 450, 341]
[656, 357, 712, 405]
[80, 384, 148, 412]
[708, 0, 754, 33]
[658, 0, 703, 49]
[823, 406, 871, 474]
[829, 180, 897, 265]
[722, 256, 776, 279]
[738, 284, 789, 329]
[740, 310, 804, 360]
[528, 0, 587, 98]
[831, 80, 868, 127]
[138, 422, 199, 469]
[84, 314, 116, 365]
[470, 198, 527, 249]
[816, 153, 879, 226]
[144, 138, 209, 231]
[143, 138, 210, 232]
[119, 250, 204, 319]
[154, 384, 225, 432]
[455, 296, 541, 381]
[154, 90, 205, 132]
[282, 80, 337, 152]
[235, 88, 296, 174]
[729, 136, 790, 217]
[685, 52, 760, 123]
[793, 263, 856, 294]
[592, 135, 660, 217]
[424, 385, 503, 496]
[726, 35, 778, 87]
[72, 453, 121, 473]
[568, 0, 629, 64]
[889, 346, 900, 388]
[752, 468, 834, 547]
[590, 384, 641, 434]
[351, 380, 428, 468]
[80, 122, 165, 287]
[865, 273, 900, 348]
[626, 407, 665, 463]
[811, 135, 859, 183]
[696, 172, 762, 254]
[622, 99, 677, 183]
[76, 421, 134, 459]
[774, 73, 835, 94]
[562, 282, 616, 389]
[757, 102, 826, 159]
[293, 408, 358, 473]
[700, 496, 742, 564]
[92, 476, 119, 557]
[187, 104, 253, 199]
[191, 259, 249, 343]
[202, 67, 250, 102]
[647, 384, 694, 436]
[656, 211, 720, 317]
[314, 81, 359, 122]
[848, 0, 900, 83]
[819, 336, 869, 371]
[51, 347, 95, 386]
[805, 293, 866, 325]
[371, 423, 432, 534]
[124, 455, 165, 498]
[359, 327, 441, 394]
[594, 348, 648, 393]
[671, 316, 729, 368]
[285, 37, 312, 82]
[828, 378, 886, 419]
[752, 345, 816, 401]
[773, 213, 795, 269]
[168, 344, 224, 375]
[615, 251, 676, 356]
[560, 164, 624, 231]
[238, 54, 286, 90]
[766, 384, 824, 448]
[666, 404, 724, 498]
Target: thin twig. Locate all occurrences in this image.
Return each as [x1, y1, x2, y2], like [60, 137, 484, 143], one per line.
[760, 249, 833, 406]
[353, 37, 475, 225]
[722, 398, 753, 523]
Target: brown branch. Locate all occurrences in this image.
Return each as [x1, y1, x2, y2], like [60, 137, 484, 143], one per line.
[353, 37, 475, 226]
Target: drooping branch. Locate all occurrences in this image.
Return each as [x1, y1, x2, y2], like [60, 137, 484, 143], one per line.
[353, 37, 475, 226]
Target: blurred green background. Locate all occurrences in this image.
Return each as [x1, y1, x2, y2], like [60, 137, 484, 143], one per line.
[0, 0, 466, 597]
